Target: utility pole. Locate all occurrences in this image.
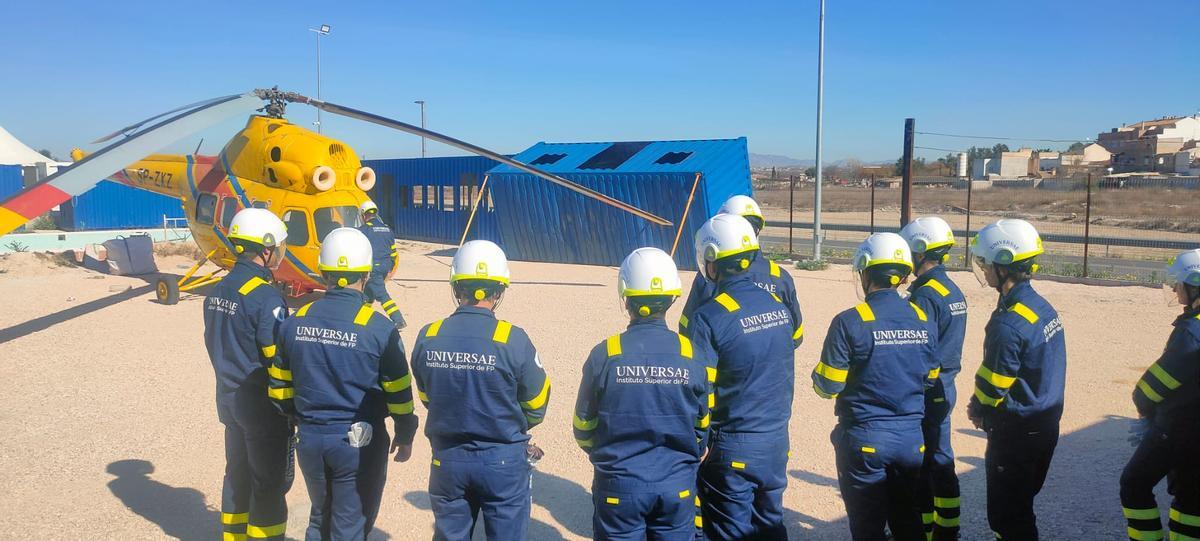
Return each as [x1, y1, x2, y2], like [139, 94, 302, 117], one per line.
[309, 24, 331, 133]
[813, 0, 826, 261]
[901, 118, 915, 226]
[414, 100, 427, 157]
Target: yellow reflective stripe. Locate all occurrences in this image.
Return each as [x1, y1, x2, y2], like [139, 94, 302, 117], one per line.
[695, 496, 701, 507]
[353, 304, 374, 326]
[696, 413, 710, 429]
[425, 319, 444, 337]
[222, 512, 249, 525]
[923, 512, 935, 525]
[706, 366, 717, 383]
[769, 260, 781, 277]
[606, 497, 620, 505]
[385, 305, 399, 315]
[606, 334, 622, 357]
[418, 390, 429, 402]
[382, 374, 411, 393]
[928, 367, 941, 380]
[855, 303, 875, 322]
[1148, 364, 1182, 390]
[381, 300, 396, 309]
[910, 302, 927, 322]
[814, 361, 848, 383]
[432, 458, 441, 466]
[861, 447, 876, 454]
[771, 293, 782, 303]
[934, 515, 960, 528]
[388, 401, 415, 415]
[493, 320, 513, 343]
[1169, 532, 1199, 541]
[573, 414, 598, 431]
[919, 444, 925, 453]
[974, 387, 1005, 407]
[295, 302, 312, 317]
[977, 365, 1017, 389]
[679, 489, 691, 499]
[1172, 507, 1200, 526]
[731, 461, 746, 469]
[714, 293, 740, 312]
[1138, 379, 1165, 403]
[1125, 507, 1161, 520]
[708, 392, 716, 408]
[679, 314, 689, 328]
[1009, 302, 1039, 324]
[812, 381, 838, 399]
[577, 438, 594, 448]
[924, 279, 950, 297]
[695, 516, 704, 528]
[522, 378, 551, 410]
[678, 334, 693, 359]
[1127, 527, 1164, 540]
[223, 533, 247, 541]
[267, 387, 294, 400]
[934, 496, 960, 508]
[260, 345, 277, 358]
[238, 276, 267, 296]
[792, 323, 804, 340]
[267, 365, 291, 382]
[246, 522, 287, 538]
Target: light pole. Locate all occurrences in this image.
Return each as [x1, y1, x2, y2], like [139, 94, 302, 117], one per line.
[309, 24, 331, 133]
[812, 0, 825, 261]
[414, 100, 426, 157]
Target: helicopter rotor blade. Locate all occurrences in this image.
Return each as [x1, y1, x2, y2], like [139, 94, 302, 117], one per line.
[90, 95, 242, 144]
[274, 92, 673, 227]
[0, 92, 263, 237]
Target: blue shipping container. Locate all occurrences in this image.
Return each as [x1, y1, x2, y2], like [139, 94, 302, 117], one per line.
[58, 180, 185, 231]
[0, 165, 21, 199]
[362, 156, 503, 244]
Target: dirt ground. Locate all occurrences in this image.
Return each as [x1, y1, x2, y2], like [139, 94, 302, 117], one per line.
[0, 242, 1173, 540]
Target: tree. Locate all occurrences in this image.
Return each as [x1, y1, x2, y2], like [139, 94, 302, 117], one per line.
[991, 143, 1010, 156]
[37, 149, 59, 161]
[1066, 142, 1086, 153]
[803, 166, 817, 178]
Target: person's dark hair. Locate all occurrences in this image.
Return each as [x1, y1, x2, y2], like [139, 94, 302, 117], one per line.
[232, 239, 266, 258]
[921, 245, 952, 266]
[996, 256, 1037, 283]
[864, 263, 910, 289]
[626, 295, 674, 318]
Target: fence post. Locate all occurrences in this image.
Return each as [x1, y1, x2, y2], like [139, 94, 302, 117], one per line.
[901, 118, 915, 226]
[964, 176, 973, 267]
[1083, 173, 1092, 278]
[788, 175, 795, 256]
[870, 174, 876, 233]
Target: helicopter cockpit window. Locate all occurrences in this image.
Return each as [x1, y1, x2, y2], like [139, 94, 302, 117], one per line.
[314, 206, 363, 244]
[252, 200, 269, 209]
[219, 197, 238, 230]
[196, 193, 217, 225]
[282, 210, 310, 246]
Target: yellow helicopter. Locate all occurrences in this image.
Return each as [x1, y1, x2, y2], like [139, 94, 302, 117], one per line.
[0, 89, 672, 303]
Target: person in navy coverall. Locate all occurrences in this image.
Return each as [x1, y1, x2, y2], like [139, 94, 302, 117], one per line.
[270, 227, 418, 541]
[575, 247, 712, 541]
[357, 200, 406, 329]
[812, 232, 939, 541]
[203, 208, 293, 540]
[411, 240, 550, 541]
[966, 219, 1067, 541]
[684, 214, 801, 541]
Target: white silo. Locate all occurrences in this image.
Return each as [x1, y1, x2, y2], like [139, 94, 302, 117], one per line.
[957, 152, 968, 178]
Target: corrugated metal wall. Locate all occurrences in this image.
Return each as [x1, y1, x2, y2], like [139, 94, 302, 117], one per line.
[363, 156, 501, 244]
[0, 165, 21, 199]
[490, 171, 708, 269]
[58, 180, 185, 231]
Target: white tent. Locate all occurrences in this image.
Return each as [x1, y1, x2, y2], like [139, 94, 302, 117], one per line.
[0, 125, 66, 167]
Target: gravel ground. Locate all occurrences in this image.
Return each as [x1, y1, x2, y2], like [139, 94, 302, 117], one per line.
[0, 243, 1169, 540]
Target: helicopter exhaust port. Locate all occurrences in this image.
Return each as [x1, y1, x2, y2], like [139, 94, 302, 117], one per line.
[355, 167, 376, 191]
[311, 165, 336, 191]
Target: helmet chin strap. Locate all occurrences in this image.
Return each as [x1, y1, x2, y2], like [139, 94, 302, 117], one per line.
[992, 263, 1010, 294]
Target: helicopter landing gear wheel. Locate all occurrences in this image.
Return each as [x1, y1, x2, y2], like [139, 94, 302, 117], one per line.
[156, 276, 180, 305]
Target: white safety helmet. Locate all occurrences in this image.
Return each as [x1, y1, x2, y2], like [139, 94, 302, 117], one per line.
[318, 227, 373, 287]
[694, 214, 760, 280]
[228, 208, 288, 250]
[1164, 249, 1200, 305]
[718, 195, 765, 231]
[359, 200, 379, 215]
[899, 216, 956, 262]
[450, 240, 511, 302]
[618, 247, 682, 317]
[851, 232, 913, 298]
[969, 219, 1043, 287]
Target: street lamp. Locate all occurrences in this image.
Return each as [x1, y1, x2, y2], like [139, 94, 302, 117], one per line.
[309, 24, 331, 133]
[414, 100, 426, 157]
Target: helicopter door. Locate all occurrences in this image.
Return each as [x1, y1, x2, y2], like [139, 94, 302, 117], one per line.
[218, 196, 238, 231]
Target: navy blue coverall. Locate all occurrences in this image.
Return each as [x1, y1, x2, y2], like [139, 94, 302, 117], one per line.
[966, 280, 1067, 541]
[358, 215, 404, 327]
[574, 317, 712, 541]
[203, 260, 292, 540]
[270, 288, 419, 541]
[813, 289, 940, 541]
[685, 272, 800, 541]
[908, 266, 968, 539]
[680, 253, 804, 346]
[1119, 307, 1200, 541]
[411, 306, 551, 541]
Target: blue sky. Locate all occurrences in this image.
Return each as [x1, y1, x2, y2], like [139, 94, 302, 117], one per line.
[2, 0, 1197, 163]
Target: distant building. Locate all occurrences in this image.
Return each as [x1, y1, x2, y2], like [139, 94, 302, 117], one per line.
[1174, 144, 1200, 175]
[1059, 143, 1112, 166]
[996, 147, 1036, 178]
[1097, 116, 1200, 173]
